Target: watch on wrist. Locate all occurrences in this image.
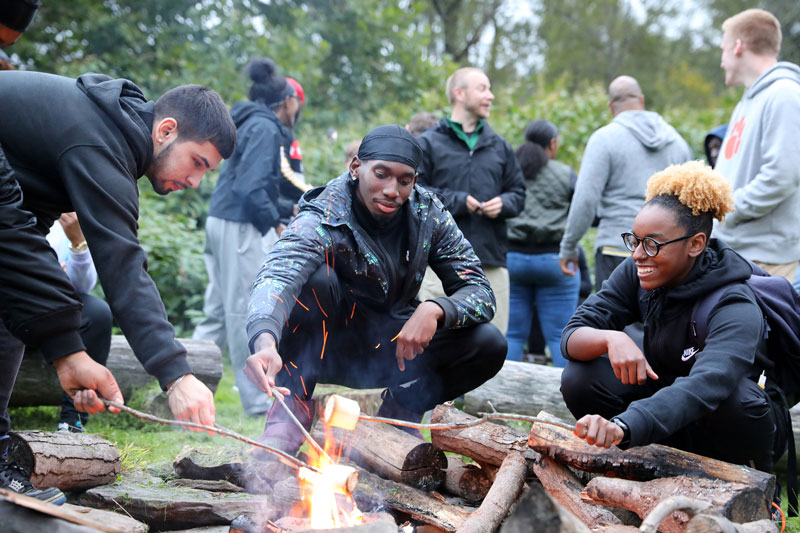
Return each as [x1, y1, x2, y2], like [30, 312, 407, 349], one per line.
[69, 241, 89, 253]
[610, 417, 631, 448]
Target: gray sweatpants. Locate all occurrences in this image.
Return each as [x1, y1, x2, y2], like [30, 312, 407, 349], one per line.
[193, 216, 271, 415]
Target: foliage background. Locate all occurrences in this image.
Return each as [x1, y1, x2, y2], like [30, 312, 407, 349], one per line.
[5, 0, 787, 334]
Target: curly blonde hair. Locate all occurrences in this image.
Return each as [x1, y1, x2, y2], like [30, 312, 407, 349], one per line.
[645, 160, 734, 223]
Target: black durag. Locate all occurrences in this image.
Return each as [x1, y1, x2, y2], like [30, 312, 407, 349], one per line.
[357, 124, 424, 170]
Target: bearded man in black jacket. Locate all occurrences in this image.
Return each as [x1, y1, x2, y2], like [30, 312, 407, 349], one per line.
[0, 69, 236, 499]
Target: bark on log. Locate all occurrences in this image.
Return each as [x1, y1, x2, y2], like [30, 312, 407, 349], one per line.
[173, 446, 247, 486]
[312, 420, 446, 491]
[464, 361, 575, 422]
[7, 431, 119, 491]
[456, 451, 528, 533]
[583, 476, 768, 533]
[445, 456, 493, 502]
[527, 415, 775, 509]
[430, 403, 538, 467]
[533, 455, 623, 528]
[80, 471, 277, 530]
[11, 335, 223, 406]
[686, 514, 778, 532]
[500, 482, 591, 533]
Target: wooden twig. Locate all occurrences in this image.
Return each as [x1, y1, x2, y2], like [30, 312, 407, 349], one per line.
[270, 388, 333, 466]
[358, 410, 574, 432]
[100, 399, 315, 473]
[639, 496, 711, 533]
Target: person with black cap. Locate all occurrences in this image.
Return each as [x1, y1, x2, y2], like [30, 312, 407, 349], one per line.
[244, 125, 507, 457]
[193, 58, 310, 415]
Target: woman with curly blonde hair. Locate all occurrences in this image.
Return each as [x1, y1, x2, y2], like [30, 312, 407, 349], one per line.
[559, 160, 787, 476]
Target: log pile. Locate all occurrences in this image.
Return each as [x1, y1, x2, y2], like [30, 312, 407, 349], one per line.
[5, 397, 781, 532]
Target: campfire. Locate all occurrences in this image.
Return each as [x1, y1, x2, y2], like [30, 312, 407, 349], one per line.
[4, 386, 782, 532]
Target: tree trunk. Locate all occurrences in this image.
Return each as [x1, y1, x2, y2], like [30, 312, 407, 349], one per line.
[533, 455, 623, 528]
[11, 335, 222, 406]
[583, 476, 768, 533]
[445, 456, 493, 502]
[456, 451, 528, 533]
[463, 361, 574, 422]
[313, 420, 446, 491]
[8, 431, 119, 491]
[527, 415, 775, 509]
[429, 403, 538, 467]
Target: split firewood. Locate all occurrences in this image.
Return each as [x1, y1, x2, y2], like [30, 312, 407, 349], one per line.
[527, 413, 775, 509]
[270, 512, 397, 533]
[1, 488, 148, 533]
[311, 418, 446, 491]
[686, 514, 778, 532]
[445, 456, 493, 502]
[167, 478, 246, 492]
[7, 431, 119, 491]
[533, 455, 623, 528]
[582, 476, 769, 532]
[456, 451, 528, 533]
[80, 470, 277, 530]
[13, 336, 222, 406]
[464, 361, 575, 422]
[430, 403, 538, 467]
[499, 481, 591, 533]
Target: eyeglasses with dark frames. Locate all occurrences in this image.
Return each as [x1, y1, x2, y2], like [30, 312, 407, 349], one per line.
[620, 232, 694, 257]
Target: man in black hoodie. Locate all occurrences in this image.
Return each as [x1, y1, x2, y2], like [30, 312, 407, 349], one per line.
[0, 70, 235, 498]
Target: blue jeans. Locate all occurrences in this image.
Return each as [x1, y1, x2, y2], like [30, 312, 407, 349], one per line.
[506, 252, 580, 366]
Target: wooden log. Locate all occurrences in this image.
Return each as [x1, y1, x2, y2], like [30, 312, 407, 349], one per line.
[456, 451, 528, 533]
[167, 478, 246, 492]
[445, 456, 493, 502]
[0, 488, 148, 533]
[312, 419, 446, 491]
[430, 403, 538, 467]
[7, 430, 119, 491]
[464, 361, 574, 422]
[173, 446, 247, 486]
[687, 514, 778, 533]
[270, 512, 398, 533]
[527, 414, 775, 509]
[533, 455, 623, 528]
[11, 335, 223, 406]
[583, 476, 768, 533]
[80, 470, 278, 530]
[500, 482, 592, 533]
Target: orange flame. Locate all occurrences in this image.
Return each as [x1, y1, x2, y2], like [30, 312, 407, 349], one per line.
[295, 425, 363, 528]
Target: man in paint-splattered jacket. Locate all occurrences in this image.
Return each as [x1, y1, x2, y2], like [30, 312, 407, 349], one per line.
[245, 125, 507, 455]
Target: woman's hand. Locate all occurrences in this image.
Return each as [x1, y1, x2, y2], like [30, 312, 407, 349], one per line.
[606, 331, 658, 385]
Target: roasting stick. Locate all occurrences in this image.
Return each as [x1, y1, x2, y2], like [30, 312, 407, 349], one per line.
[267, 387, 335, 467]
[324, 395, 575, 432]
[99, 399, 317, 473]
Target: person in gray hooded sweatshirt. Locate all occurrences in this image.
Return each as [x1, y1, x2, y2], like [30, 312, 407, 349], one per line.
[559, 75, 693, 291]
[716, 8, 800, 282]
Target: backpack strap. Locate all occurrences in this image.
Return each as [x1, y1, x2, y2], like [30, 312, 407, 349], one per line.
[690, 283, 736, 347]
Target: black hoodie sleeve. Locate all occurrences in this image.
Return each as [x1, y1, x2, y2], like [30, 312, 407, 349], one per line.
[560, 257, 642, 358]
[57, 145, 192, 389]
[617, 285, 763, 448]
[0, 147, 85, 359]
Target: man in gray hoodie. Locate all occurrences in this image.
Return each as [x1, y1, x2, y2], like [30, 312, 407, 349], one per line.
[716, 8, 800, 282]
[559, 76, 693, 289]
